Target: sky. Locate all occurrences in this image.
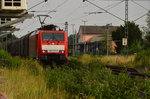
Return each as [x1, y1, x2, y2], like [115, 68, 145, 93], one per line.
[14, 0, 150, 37]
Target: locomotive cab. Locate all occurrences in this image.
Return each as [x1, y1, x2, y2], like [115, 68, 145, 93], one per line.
[38, 25, 68, 62]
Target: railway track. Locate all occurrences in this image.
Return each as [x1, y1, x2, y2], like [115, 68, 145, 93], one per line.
[106, 65, 150, 78]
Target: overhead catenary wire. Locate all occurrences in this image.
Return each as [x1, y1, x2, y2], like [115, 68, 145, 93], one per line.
[59, 1, 124, 23]
[86, 0, 124, 14]
[15, 0, 70, 36]
[134, 13, 148, 22]
[12, 0, 51, 36]
[131, 0, 149, 11]
[83, 0, 125, 21]
[106, 0, 124, 10]
[48, 0, 70, 14]
[11, 0, 48, 30]
[130, 0, 150, 22]
[24, 0, 124, 29]
[13, 0, 150, 38]
[29, 0, 69, 13]
[28, 0, 48, 11]
[68, 14, 90, 22]
[92, 0, 124, 14]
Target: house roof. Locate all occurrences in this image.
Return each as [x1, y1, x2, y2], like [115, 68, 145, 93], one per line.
[79, 25, 118, 34]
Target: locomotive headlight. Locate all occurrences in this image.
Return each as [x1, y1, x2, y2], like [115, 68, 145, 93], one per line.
[59, 50, 64, 53]
[42, 50, 47, 53]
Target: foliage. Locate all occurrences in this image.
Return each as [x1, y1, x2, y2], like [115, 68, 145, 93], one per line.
[112, 22, 143, 53]
[144, 39, 150, 49]
[129, 40, 143, 54]
[99, 55, 135, 68]
[5, 56, 22, 69]
[1, 50, 150, 98]
[120, 41, 143, 54]
[135, 50, 150, 67]
[45, 55, 150, 98]
[2, 66, 71, 99]
[0, 50, 12, 59]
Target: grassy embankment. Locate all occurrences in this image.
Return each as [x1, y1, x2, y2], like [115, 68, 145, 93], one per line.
[0, 50, 150, 99]
[0, 50, 70, 99]
[99, 51, 150, 71]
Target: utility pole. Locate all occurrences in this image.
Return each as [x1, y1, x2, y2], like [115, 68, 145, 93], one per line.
[65, 21, 68, 33]
[75, 29, 77, 55]
[106, 24, 110, 56]
[71, 24, 75, 56]
[124, 0, 129, 56]
[82, 20, 87, 54]
[82, 20, 87, 26]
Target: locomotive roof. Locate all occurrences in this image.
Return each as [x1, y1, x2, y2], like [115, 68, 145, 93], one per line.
[17, 24, 63, 39]
[38, 24, 63, 31]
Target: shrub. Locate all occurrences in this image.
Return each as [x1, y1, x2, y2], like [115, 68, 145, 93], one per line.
[24, 59, 42, 76]
[129, 40, 143, 54]
[5, 56, 22, 69]
[135, 50, 150, 67]
[0, 50, 22, 69]
[45, 68, 77, 90]
[45, 54, 150, 98]
[64, 58, 82, 70]
[0, 50, 12, 59]
[65, 55, 104, 71]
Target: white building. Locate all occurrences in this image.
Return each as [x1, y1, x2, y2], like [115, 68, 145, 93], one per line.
[0, 18, 16, 24]
[0, 0, 27, 11]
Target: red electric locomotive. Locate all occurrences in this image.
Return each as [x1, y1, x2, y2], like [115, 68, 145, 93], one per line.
[7, 25, 68, 62]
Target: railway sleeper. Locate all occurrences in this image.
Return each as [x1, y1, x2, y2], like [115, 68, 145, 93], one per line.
[106, 65, 150, 78]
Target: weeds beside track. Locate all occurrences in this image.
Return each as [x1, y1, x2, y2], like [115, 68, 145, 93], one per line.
[106, 65, 150, 78]
[0, 50, 150, 98]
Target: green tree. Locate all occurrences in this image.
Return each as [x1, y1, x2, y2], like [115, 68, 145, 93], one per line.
[129, 40, 143, 54]
[112, 22, 143, 53]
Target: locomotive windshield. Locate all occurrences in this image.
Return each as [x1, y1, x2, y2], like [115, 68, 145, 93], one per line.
[42, 33, 64, 41]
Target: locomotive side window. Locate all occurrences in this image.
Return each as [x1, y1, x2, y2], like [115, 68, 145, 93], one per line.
[42, 33, 64, 41]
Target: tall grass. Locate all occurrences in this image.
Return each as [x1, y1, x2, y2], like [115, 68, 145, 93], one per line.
[0, 50, 72, 99]
[1, 50, 150, 99]
[2, 67, 71, 99]
[135, 50, 150, 67]
[45, 56, 150, 99]
[1, 59, 72, 99]
[99, 55, 135, 66]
